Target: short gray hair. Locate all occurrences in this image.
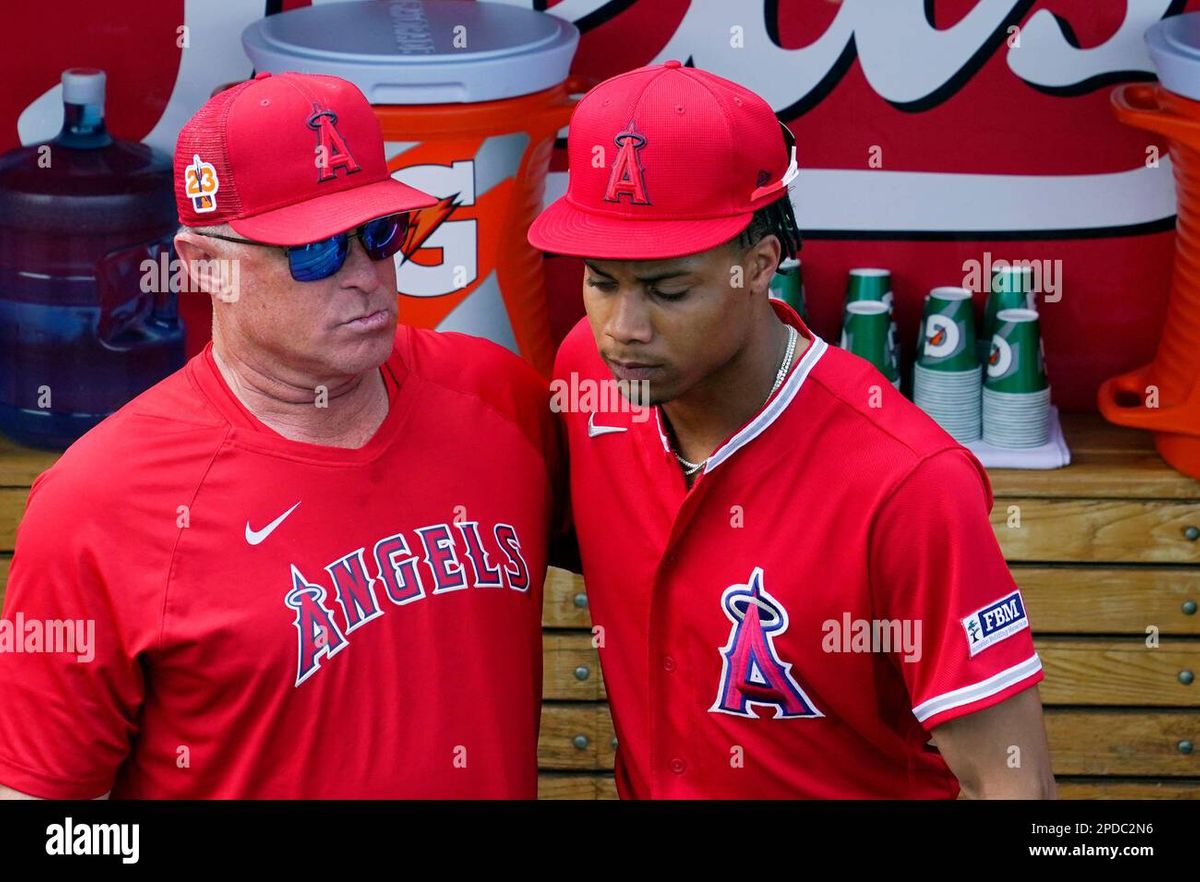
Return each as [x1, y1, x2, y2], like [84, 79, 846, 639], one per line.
[177, 222, 234, 238]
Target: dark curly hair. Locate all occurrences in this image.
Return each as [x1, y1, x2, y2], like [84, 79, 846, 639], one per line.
[732, 194, 802, 263]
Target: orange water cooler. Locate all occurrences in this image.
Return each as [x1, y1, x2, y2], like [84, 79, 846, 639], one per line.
[1100, 14, 1200, 477]
[243, 0, 581, 376]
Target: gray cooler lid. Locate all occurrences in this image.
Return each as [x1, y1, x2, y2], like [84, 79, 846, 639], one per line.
[242, 0, 579, 105]
[1147, 13, 1200, 102]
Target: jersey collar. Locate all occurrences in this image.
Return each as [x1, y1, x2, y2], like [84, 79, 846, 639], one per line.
[653, 301, 828, 474]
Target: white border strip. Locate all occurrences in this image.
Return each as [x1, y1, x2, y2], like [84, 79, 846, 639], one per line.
[704, 336, 828, 473]
[653, 405, 671, 454]
[543, 162, 1176, 233]
[912, 653, 1043, 723]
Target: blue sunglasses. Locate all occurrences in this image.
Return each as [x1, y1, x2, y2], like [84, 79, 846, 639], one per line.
[196, 213, 412, 282]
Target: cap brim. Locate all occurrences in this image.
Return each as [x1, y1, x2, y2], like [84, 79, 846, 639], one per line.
[528, 195, 752, 260]
[230, 178, 440, 246]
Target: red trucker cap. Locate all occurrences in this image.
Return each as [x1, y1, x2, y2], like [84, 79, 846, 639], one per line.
[174, 71, 438, 246]
[527, 60, 798, 260]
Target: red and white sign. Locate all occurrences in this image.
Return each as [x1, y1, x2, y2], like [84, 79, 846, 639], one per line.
[2, 0, 1190, 410]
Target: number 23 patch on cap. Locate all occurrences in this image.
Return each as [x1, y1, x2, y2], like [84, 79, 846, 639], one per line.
[962, 589, 1029, 657]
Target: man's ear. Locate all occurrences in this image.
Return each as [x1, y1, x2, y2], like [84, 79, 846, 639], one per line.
[174, 229, 240, 302]
[748, 234, 782, 295]
[173, 228, 219, 268]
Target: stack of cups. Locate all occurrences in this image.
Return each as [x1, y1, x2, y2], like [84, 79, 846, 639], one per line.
[841, 268, 899, 388]
[913, 286, 981, 442]
[983, 308, 1051, 446]
[769, 257, 808, 321]
[979, 264, 1036, 365]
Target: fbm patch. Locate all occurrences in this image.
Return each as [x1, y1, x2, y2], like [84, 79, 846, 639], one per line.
[961, 589, 1028, 657]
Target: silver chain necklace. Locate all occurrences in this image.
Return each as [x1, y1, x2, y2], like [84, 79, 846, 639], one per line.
[673, 324, 799, 476]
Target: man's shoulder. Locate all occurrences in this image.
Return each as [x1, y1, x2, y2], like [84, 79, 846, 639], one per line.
[28, 360, 229, 520]
[807, 343, 967, 461]
[794, 342, 990, 499]
[396, 324, 552, 437]
[553, 317, 602, 380]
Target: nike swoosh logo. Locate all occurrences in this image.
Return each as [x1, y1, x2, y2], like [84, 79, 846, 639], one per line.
[587, 411, 628, 438]
[245, 501, 301, 546]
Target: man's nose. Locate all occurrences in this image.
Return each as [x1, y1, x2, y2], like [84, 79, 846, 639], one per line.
[338, 235, 388, 289]
[605, 289, 653, 345]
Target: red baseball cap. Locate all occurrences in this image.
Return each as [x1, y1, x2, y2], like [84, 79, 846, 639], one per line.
[527, 60, 798, 260]
[174, 71, 438, 246]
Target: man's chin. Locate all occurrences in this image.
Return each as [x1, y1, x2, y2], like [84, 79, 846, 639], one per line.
[612, 376, 674, 408]
[324, 331, 395, 377]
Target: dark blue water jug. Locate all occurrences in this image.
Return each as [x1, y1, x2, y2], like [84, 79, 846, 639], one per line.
[0, 68, 184, 450]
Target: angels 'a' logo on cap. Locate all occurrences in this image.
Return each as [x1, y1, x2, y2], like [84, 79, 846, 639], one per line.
[307, 104, 361, 183]
[604, 121, 650, 206]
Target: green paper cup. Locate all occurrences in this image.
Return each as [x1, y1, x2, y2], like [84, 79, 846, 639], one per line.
[982, 264, 1035, 354]
[769, 257, 807, 320]
[985, 307, 1048, 393]
[990, 263, 1035, 302]
[841, 300, 897, 381]
[919, 286, 977, 371]
[845, 268, 893, 312]
[982, 385, 1050, 447]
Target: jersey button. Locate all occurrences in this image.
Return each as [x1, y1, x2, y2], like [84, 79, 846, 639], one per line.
[669, 758, 687, 774]
[662, 655, 676, 672]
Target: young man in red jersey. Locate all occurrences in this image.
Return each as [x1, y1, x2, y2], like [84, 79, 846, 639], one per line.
[529, 61, 1054, 799]
[0, 72, 562, 798]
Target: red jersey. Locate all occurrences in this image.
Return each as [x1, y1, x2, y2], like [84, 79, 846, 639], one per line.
[0, 326, 562, 799]
[554, 301, 1044, 799]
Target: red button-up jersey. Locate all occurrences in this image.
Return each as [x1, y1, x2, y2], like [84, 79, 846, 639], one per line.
[554, 301, 1044, 799]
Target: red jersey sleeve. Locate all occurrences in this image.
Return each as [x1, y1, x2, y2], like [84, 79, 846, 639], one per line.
[547, 323, 591, 571]
[0, 465, 161, 798]
[868, 446, 1044, 732]
[550, 320, 595, 537]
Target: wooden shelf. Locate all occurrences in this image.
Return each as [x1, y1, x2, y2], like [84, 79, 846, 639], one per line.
[988, 414, 1200, 500]
[0, 433, 57, 490]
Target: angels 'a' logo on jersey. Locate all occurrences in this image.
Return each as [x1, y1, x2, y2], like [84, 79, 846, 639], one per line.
[710, 567, 823, 719]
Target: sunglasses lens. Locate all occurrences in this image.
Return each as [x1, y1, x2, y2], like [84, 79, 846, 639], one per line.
[289, 235, 349, 282]
[284, 214, 409, 281]
[361, 214, 408, 260]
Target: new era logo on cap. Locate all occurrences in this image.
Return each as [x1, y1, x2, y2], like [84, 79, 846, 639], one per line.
[528, 60, 797, 260]
[174, 71, 437, 246]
